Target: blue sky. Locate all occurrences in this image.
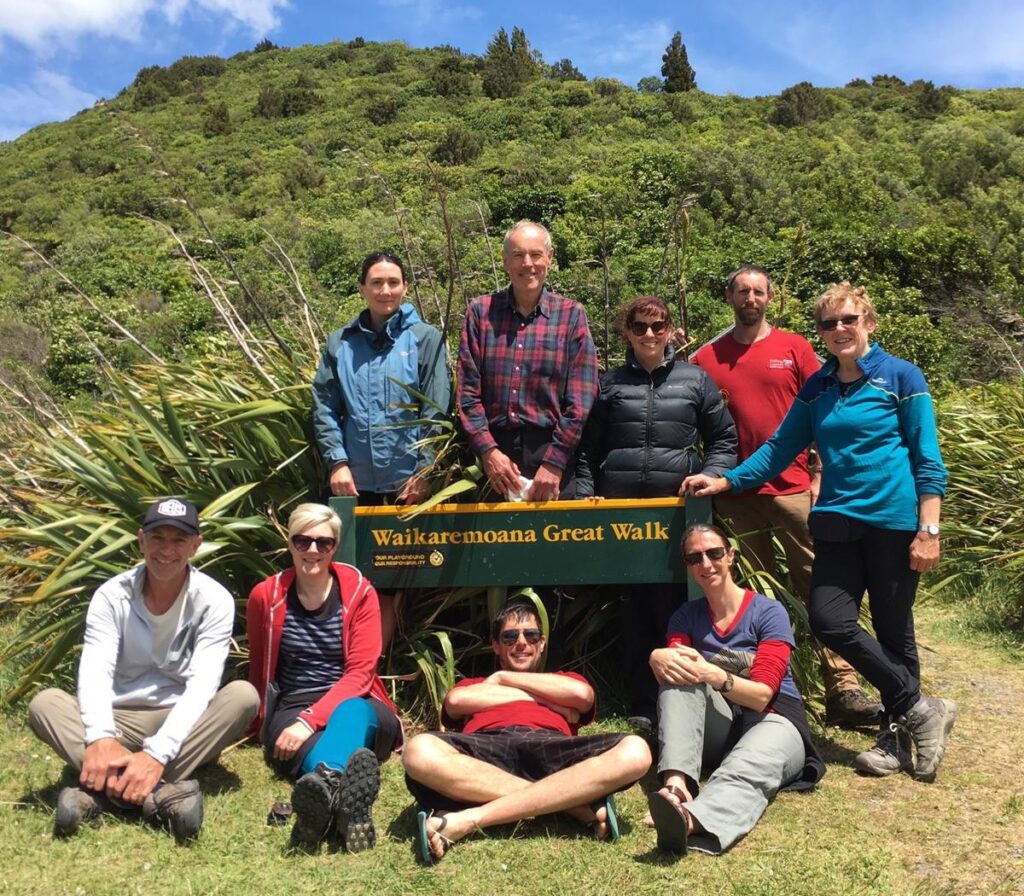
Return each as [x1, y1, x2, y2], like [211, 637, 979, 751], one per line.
[1, 0, 1023, 142]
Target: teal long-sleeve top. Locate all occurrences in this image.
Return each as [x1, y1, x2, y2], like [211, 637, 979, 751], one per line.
[724, 343, 947, 531]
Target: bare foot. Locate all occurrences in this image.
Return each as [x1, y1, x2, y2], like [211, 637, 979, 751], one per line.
[426, 811, 478, 859]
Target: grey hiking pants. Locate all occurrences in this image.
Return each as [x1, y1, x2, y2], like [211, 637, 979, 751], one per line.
[657, 682, 805, 853]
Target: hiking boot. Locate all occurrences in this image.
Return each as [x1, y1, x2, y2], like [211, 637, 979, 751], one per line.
[290, 763, 342, 853]
[898, 695, 958, 783]
[853, 724, 912, 776]
[335, 748, 380, 853]
[54, 786, 106, 837]
[825, 689, 884, 729]
[143, 780, 204, 842]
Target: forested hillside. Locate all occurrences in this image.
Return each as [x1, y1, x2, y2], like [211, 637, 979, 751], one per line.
[1, 34, 1023, 400]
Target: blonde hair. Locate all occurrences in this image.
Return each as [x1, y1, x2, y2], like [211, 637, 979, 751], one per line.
[286, 503, 341, 541]
[814, 281, 877, 327]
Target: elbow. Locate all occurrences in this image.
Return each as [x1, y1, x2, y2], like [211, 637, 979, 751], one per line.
[442, 692, 468, 719]
[567, 684, 596, 713]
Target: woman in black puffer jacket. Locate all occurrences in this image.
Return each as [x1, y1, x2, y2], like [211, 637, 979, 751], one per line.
[582, 296, 737, 728]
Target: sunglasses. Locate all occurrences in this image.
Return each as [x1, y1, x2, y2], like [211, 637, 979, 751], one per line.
[291, 534, 338, 553]
[683, 547, 729, 566]
[498, 627, 543, 645]
[818, 314, 862, 331]
[628, 319, 669, 336]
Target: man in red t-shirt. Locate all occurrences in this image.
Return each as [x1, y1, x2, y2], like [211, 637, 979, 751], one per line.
[403, 603, 650, 863]
[691, 266, 881, 729]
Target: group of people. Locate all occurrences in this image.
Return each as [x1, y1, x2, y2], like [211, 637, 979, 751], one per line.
[27, 219, 957, 861]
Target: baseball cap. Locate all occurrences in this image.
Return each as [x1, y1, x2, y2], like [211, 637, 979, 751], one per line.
[142, 498, 200, 536]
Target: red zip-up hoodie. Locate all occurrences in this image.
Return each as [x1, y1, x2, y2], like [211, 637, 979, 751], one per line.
[246, 562, 397, 738]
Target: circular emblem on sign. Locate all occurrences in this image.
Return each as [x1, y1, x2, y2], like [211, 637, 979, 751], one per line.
[429, 550, 444, 567]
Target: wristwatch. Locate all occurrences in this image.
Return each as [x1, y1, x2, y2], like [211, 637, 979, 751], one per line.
[918, 524, 940, 536]
[717, 672, 735, 693]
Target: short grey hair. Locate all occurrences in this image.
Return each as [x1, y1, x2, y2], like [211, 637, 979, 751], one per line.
[502, 220, 553, 254]
[287, 503, 341, 541]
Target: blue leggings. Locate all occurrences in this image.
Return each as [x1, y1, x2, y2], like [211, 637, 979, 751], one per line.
[301, 698, 379, 775]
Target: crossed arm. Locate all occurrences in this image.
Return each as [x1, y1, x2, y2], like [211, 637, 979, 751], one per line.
[444, 671, 595, 725]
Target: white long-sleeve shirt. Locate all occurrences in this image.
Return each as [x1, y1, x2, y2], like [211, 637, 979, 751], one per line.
[77, 565, 234, 765]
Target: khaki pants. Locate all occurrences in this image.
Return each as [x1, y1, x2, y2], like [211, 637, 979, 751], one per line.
[27, 680, 259, 781]
[716, 492, 860, 697]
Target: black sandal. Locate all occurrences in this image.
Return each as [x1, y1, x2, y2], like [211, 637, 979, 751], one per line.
[647, 787, 689, 854]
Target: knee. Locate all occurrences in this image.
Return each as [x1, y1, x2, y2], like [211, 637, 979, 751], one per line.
[27, 688, 68, 734]
[221, 680, 260, 723]
[326, 697, 375, 729]
[402, 733, 445, 778]
[616, 734, 653, 777]
[807, 596, 851, 644]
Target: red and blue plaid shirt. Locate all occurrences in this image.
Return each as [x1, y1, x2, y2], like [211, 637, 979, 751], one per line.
[458, 287, 599, 471]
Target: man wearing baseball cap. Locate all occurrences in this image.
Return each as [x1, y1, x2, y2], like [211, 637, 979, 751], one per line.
[28, 498, 259, 841]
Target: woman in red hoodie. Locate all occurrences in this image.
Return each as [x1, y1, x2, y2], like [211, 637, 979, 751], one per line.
[248, 503, 400, 853]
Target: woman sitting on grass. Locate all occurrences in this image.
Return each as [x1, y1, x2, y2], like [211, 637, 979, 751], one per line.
[647, 523, 824, 856]
[247, 503, 400, 853]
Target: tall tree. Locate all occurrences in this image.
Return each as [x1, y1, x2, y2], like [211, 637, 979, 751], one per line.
[482, 27, 518, 98]
[510, 27, 539, 80]
[482, 26, 540, 98]
[661, 31, 696, 93]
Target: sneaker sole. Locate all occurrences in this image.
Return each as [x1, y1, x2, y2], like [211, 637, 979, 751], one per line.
[336, 748, 380, 853]
[915, 699, 958, 783]
[290, 773, 335, 852]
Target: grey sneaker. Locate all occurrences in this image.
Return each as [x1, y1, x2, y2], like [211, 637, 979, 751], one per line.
[853, 724, 912, 777]
[899, 695, 958, 783]
[54, 786, 105, 837]
[825, 689, 884, 729]
[290, 763, 342, 853]
[143, 780, 204, 842]
[335, 748, 380, 853]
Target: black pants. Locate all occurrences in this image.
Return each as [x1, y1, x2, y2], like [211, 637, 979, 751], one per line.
[809, 526, 920, 717]
[491, 426, 578, 498]
[620, 583, 680, 719]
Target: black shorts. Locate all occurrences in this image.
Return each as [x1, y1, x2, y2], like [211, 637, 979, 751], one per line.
[405, 727, 630, 812]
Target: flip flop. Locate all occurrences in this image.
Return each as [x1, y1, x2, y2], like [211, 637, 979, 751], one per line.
[647, 790, 688, 854]
[416, 811, 449, 865]
[593, 794, 622, 843]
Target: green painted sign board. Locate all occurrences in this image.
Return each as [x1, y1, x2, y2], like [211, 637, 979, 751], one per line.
[330, 495, 711, 590]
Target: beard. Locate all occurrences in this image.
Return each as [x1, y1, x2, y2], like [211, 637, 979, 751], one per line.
[736, 305, 765, 326]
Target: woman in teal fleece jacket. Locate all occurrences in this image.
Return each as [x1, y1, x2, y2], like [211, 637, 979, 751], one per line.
[682, 282, 957, 785]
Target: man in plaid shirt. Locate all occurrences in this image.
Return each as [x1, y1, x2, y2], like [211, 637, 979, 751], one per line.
[458, 220, 599, 502]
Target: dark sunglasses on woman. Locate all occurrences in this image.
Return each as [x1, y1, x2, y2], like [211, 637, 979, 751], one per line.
[683, 547, 728, 566]
[291, 534, 338, 553]
[818, 314, 861, 331]
[629, 319, 669, 336]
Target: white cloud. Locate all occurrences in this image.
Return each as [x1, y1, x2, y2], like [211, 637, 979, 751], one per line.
[0, 69, 97, 142]
[0, 0, 287, 52]
[731, 0, 1024, 89]
[374, 0, 483, 32]
[542, 17, 674, 84]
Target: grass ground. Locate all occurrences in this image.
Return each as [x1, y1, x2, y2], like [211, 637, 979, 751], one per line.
[1, 600, 1021, 896]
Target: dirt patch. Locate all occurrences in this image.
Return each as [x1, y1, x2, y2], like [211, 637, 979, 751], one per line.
[830, 605, 1024, 895]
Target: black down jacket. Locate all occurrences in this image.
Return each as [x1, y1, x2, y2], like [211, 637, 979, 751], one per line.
[579, 348, 737, 498]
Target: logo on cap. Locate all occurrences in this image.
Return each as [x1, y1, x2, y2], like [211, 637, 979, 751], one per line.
[157, 499, 189, 518]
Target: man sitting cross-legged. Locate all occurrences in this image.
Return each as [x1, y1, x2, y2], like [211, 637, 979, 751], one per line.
[403, 602, 652, 863]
